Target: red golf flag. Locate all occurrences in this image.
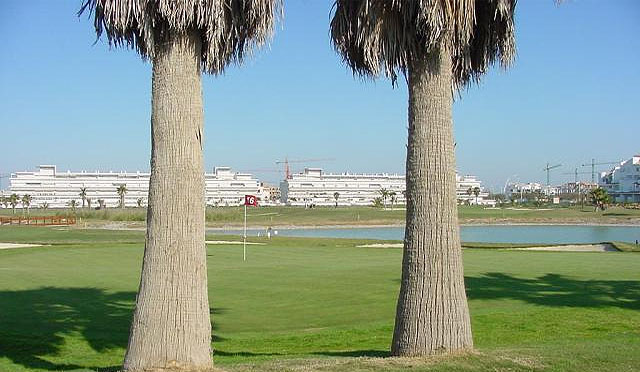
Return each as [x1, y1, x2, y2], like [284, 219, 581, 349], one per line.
[244, 195, 258, 207]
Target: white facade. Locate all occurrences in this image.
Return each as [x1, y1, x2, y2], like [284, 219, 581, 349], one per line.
[456, 174, 493, 205]
[280, 168, 493, 206]
[281, 168, 405, 207]
[204, 167, 267, 207]
[505, 182, 545, 200]
[8, 165, 267, 209]
[599, 155, 640, 203]
[556, 182, 597, 195]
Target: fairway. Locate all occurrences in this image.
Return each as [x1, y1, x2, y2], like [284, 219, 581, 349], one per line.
[2, 205, 640, 228]
[0, 226, 639, 372]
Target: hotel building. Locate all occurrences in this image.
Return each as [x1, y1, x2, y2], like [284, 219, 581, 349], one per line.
[599, 155, 640, 203]
[7, 165, 267, 208]
[280, 168, 493, 206]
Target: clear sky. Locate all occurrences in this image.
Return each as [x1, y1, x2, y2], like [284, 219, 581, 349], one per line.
[1, 0, 638, 191]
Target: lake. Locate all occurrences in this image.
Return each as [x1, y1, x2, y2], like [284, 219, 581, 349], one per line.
[211, 225, 640, 244]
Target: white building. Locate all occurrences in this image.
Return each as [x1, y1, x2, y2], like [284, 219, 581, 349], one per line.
[556, 181, 597, 195]
[505, 182, 545, 200]
[204, 167, 267, 207]
[7, 165, 267, 209]
[281, 168, 405, 207]
[280, 168, 493, 206]
[456, 174, 493, 205]
[599, 155, 640, 203]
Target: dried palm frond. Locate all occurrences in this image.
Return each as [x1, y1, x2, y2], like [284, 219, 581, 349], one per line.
[79, 0, 283, 74]
[330, 0, 516, 89]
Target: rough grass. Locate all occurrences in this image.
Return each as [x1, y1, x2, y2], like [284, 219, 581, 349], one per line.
[610, 241, 640, 252]
[0, 226, 638, 372]
[2, 205, 640, 228]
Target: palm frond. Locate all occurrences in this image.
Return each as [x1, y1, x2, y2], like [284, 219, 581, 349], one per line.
[330, 0, 516, 88]
[79, 0, 283, 74]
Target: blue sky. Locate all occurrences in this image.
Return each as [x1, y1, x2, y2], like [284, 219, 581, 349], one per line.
[1, 0, 638, 191]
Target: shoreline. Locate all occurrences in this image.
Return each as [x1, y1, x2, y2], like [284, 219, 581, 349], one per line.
[81, 220, 640, 232]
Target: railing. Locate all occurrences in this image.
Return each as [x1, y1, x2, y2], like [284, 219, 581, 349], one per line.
[0, 215, 77, 226]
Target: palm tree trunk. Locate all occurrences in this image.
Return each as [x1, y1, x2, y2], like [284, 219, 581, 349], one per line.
[391, 45, 473, 356]
[123, 30, 212, 371]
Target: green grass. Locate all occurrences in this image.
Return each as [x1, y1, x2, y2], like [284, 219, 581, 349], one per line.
[0, 226, 638, 371]
[2, 205, 640, 228]
[610, 241, 640, 252]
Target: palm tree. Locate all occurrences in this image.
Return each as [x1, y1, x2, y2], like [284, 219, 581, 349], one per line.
[331, 0, 516, 356]
[589, 187, 611, 211]
[86, 198, 92, 209]
[1, 196, 8, 209]
[97, 199, 106, 209]
[466, 187, 473, 205]
[473, 187, 481, 205]
[79, 187, 88, 208]
[378, 188, 389, 209]
[9, 194, 19, 214]
[40, 202, 49, 210]
[68, 199, 78, 212]
[80, 1, 281, 370]
[389, 191, 397, 210]
[21, 194, 32, 215]
[333, 192, 340, 208]
[136, 197, 145, 208]
[116, 185, 128, 209]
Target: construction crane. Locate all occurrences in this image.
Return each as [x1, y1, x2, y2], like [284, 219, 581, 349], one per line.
[275, 158, 335, 179]
[542, 163, 562, 186]
[581, 159, 621, 183]
[562, 168, 592, 184]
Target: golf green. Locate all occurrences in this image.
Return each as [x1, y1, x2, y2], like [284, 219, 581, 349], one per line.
[0, 226, 638, 371]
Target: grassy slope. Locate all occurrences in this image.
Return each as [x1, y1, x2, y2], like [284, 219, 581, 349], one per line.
[610, 241, 640, 252]
[2, 205, 640, 227]
[0, 227, 638, 372]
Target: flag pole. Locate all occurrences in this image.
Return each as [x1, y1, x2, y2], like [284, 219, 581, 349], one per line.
[243, 203, 247, 261]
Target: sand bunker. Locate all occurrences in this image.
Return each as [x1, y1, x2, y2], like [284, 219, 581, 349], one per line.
[357, 243, 403, 248]
[0, 243, 44, 250]
[511, 243, 618, 252]
[206, 240, 265, 245]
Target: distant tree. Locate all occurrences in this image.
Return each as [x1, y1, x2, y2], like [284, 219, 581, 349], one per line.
[79, 187, 88, 208]
[86, 198, 92, 209]
[97, 199, 106, 209]
[589, 187, 611, 211]
[9, 194, 19, 214]
[372, 196, 383, 208]
[116, 185, 128, 209]
[21, 194, 32, 215]
[137, 197, 145, 208]
[1, 196, 8, 209]
[490, 193, 507, 206]
[389, 191, 397, 210]
[473, 187, 481, 205]
[378, 188, 389, 209]
[333, 192, 340, 208]
[40, 202, 49, 210]
[68, 199, 78, 212]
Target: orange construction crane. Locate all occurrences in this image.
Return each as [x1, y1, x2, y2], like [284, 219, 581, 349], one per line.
[275, 157, 335, 179]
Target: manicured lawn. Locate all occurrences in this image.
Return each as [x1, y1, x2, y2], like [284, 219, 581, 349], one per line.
[2, 205, 640, 227]
[0, 226, 638, 371]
